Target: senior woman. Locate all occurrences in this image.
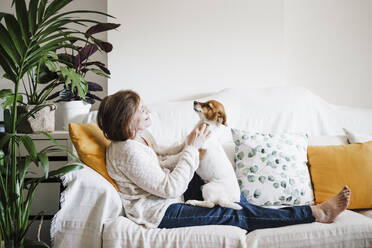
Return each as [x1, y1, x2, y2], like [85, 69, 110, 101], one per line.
[97, 90, 350, 232]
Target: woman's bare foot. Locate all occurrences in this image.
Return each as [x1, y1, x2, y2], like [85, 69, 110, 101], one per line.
[311, 186, 351, 223]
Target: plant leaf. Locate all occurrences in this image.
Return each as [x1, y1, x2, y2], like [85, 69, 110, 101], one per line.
[48, 164, 82, 177]
[37, 152, 49, 178]
[37, 0, 47, 24]
[41, 132, 77, 159]
[0, 89, 12, 98]
[18, 156, 32, 184]
[24, 239, 50, 248]
[37, 71, 58, 84]
[84, 97, 95, 104]
[74, 44, 98, 66]
[86, 93, 102, 101]
[28, 0, 39, 34]
[19, 135, 37, 160]
[44, 60, 57, 72]
[0, 23, 21, 65]
[4, 13, 26, 56]
[14, 0, 30, 40]
[43, 0, 73, 21]
[90, 68, 110, 78]
[45, 91, 61, 101]
[0, 90, 23, 110]
[0, 46, 17, 82]
[60, 67, 87, 99]
[57, 53, 75, 67]
[85, 22, 120, 36]
[0, 133, 14, 149]
[3, 109, 12, 132]
[92, 38, 113, 53]
[82, 61, 110, 74]
[87, 82, 103, 91]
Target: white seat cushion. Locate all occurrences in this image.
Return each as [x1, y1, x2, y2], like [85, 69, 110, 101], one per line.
[102, 217, 247, 248]
[102, 210, 372, 248]
[354, 209, 372, 219]
[246, 210, 372, 248]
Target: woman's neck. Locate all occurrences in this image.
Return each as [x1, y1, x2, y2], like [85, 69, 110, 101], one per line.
[133, 130, 149, 146]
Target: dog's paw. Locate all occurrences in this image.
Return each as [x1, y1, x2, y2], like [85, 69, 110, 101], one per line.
[230, 204, 243, 210]
[185, 200, 197, 206]
[218, 201, 242, 210]
[185, 200, 215, 208]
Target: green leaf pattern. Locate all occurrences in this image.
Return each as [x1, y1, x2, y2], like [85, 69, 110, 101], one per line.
[232, 129, 314, 206]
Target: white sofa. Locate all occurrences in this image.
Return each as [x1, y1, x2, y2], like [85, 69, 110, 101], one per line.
[51, 87, 372, 248]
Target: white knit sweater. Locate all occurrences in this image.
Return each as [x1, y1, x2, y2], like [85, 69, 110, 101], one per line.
[106, 131, 199, 228]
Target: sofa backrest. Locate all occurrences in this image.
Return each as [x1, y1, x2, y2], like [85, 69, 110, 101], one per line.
[85, 86, 372, 147]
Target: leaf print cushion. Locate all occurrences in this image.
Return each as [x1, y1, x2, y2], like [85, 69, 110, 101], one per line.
[232, 129, 314, 206]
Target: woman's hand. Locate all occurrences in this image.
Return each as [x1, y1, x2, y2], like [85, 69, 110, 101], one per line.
[187, 123, 211, 149]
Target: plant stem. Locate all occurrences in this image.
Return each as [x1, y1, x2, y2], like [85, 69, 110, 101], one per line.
[8, 37, 31, 246]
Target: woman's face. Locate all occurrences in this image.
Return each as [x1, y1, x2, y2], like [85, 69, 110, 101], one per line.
[133, 100, 152, 132]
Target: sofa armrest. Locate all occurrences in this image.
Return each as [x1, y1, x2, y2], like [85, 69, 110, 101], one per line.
[51, 164, 123, 248]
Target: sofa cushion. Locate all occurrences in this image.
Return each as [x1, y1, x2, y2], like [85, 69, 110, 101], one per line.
[308, 141, 372, 209]
[355, 209, 372, 219]
[102, 210, 372, 248]
[102, 217, 247, 248]
[232, 129, 314, 206]
[245, 210, 372, 248]
[343, 128, 372, 143]
[68, 122, 118, 190]
[308, 135, 348, 146]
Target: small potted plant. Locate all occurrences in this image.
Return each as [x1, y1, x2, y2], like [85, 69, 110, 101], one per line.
[47, 23, 120, 130]
[7, 53, 60, 133]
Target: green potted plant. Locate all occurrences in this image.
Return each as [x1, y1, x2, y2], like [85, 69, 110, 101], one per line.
[0, 0, 114, 246]
[46, 22, 120, 130]
[2, 53, 60, 133]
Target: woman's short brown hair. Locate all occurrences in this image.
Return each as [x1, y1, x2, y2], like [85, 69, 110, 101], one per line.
[97, 90, 140, 141]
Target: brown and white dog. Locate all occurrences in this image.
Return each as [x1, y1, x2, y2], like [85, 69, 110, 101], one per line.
[185, 100, 242, 210]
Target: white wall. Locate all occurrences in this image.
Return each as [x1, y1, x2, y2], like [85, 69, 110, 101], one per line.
[108, 0, 372, 108]
[108, 0, 285, 103]
[0, 0, 108, 121]
[284, 0, 372, 109]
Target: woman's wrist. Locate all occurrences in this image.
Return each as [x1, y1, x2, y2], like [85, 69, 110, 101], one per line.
[184, 145, 199, 154]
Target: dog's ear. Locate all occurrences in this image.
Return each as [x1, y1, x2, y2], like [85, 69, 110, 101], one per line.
[217, 111, 227, 126]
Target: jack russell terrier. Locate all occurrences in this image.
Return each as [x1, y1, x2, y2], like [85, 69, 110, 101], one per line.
[158, 100, 242, 210]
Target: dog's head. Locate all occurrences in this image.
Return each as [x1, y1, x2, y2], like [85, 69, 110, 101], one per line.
[193, 100, 227, 126]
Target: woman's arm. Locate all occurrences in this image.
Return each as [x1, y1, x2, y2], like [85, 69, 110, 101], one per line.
[154, 142, 185, 156]
[118, 145, 199, 199]
[143, 129, 185, 156]
[158, 153, 182, 170]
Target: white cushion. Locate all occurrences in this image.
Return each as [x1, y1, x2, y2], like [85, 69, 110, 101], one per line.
[308, 135, 348, 146]
[102, 210, 372, 248]
[343, 128, 372, 143]
[102, 217, 247, 248]
[231, 129, 313, 206]
[246, 210, 372, 248]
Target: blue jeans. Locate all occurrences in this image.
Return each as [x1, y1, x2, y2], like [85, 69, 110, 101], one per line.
[158, 174, 315, 231]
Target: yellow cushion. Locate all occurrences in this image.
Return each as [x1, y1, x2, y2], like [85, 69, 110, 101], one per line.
[69, 122, 118, 190]
[307, 141, 372, 209]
